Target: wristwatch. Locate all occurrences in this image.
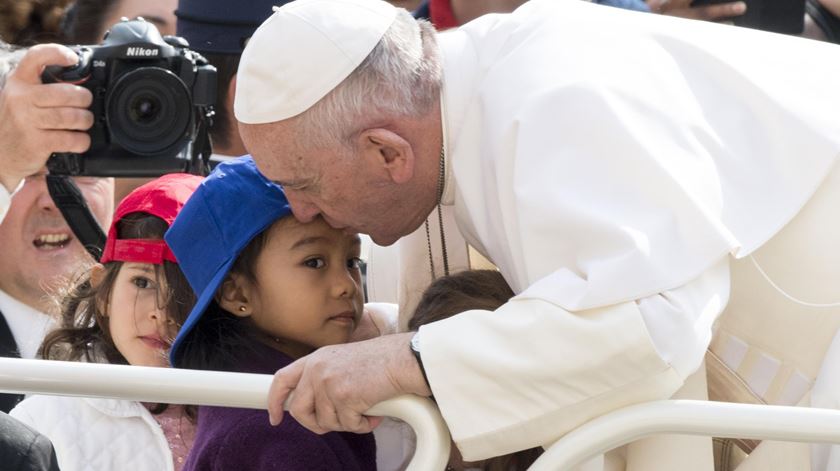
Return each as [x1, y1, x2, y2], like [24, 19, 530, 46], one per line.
[410, 332, 432, 390]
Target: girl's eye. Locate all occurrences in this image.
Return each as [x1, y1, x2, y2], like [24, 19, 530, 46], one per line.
[304, 258, 325, 269]
[132, 277, 154, 289]
[347, 257, 363, 270]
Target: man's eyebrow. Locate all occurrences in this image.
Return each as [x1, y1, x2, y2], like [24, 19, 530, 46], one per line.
[290, 236, 329, 250]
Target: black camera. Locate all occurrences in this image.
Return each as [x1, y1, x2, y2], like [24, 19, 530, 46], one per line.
[43, 18, 216, 177]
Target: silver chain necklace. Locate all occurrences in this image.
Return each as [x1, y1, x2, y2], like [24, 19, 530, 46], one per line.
[425, 145, 450, 280]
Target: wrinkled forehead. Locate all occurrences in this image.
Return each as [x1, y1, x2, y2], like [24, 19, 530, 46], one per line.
[240, 121, 323, 187]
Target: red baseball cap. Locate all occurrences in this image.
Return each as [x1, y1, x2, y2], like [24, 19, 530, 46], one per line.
[100, 174, 203, 265]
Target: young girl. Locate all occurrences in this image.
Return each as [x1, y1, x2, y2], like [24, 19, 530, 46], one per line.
[165, 157, 376, 470]
[409, 269, 542, 471]
[10, 173, 203, 471]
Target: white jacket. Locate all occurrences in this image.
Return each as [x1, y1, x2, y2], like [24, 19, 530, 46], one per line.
[408, 0, 840, 461]
[10, 395, 174, 471]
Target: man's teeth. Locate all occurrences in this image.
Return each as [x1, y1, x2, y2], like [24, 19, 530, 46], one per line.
[37, 234, 70, 244]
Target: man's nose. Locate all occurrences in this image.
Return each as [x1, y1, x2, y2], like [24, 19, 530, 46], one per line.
[286, 192, 320, 223]
[34, 181, 58, 212]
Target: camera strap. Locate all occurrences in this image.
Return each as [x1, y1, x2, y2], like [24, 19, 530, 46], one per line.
[188, 107, 214, 176]
[46, 175, 106, 261]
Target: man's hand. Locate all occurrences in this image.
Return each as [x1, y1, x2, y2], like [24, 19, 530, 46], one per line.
[647, 0, 747, 21]
[267, 332, 433, 434]
[0, 44, 93, 192]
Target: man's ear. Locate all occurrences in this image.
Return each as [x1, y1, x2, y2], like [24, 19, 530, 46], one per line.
[216, 273, 255, 318]
[357, 128, 415, 184]
[227, 74, 237, 122]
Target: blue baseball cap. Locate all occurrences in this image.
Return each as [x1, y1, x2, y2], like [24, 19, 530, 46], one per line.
[166, 156, 291, 365]
[175, 0, 297, 54]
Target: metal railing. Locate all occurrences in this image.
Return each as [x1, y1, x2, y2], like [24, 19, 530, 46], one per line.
[0, 357, 451, 471]
[532, 400, 840, 470]
[5, 357, 840, 470]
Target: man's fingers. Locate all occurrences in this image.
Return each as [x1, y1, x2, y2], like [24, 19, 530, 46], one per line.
[33, 83, 93, 109]
[34, 107, 94, 131]
[42, 130, 91, 155]
[268, 360, 305, 426]
[687, 1, 746, 20]
[12, 44, 79, 85]
[336, 406, 373, 434]
[288, 386, 329, 434]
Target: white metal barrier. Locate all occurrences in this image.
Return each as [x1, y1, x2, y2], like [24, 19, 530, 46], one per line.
[7, 356, 840, 470]
[0, 357, 451, 471]
[531, 399, 840, 470]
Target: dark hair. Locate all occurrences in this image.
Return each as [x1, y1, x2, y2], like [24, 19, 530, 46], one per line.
[1, 0, 73, 46]
[59, 0, 120, 44]
[409, 269, 515, 331]
[409, 270, 542, 471]
[39, 213, 196, 418]
[172, 228, 270, 371]
[201, 52, 241, 152]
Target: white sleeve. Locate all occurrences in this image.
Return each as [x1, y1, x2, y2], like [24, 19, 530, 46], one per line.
[419, 258, 729, 461]
[637, 257, 730, 378]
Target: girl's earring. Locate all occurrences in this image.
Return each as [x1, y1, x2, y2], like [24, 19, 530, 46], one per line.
[239, 305, 247, 312]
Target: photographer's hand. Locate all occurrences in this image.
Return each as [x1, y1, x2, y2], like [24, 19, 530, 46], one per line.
[647, 0, 746, 22]
[0, 44, 93, 193]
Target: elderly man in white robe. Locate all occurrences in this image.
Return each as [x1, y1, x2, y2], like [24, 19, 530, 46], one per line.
[234, 0, 840, 468]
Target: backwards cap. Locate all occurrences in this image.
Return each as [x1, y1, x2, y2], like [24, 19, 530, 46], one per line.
[100, 174, 203, 265]
[235, 0, 397, 124]
[165, 156, 291, 365]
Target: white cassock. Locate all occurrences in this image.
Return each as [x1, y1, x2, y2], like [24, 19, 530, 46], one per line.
[404, 0, 840, 462]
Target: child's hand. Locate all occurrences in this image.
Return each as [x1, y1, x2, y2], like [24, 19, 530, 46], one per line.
[349, 309, 382, 342]
[267, 332, 432, 434]
[351, 303, 399, 342]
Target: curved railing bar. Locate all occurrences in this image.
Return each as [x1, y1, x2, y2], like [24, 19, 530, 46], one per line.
[530, 399, 840, 470]
[0, 357, 450, 471]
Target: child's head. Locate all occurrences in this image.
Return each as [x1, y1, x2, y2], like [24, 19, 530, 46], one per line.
[41, 174, 202, 368]
[167, 157, 364, 370]
[409, 269, 542, 471]
[408, 269, 515, 331]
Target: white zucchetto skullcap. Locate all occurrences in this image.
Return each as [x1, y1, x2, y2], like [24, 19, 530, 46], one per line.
[235, 0, 398, 124]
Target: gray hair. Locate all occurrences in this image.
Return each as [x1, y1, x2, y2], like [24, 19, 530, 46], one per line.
[0, 41, 26, 90]
[295, 10, 442, 149]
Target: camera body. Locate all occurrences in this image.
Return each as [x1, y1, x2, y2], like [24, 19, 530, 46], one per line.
[43, 18, 216, 177]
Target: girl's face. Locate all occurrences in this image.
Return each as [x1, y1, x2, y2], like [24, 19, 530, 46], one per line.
[108, 263, 176, 367]
[237, 217, 364, 359]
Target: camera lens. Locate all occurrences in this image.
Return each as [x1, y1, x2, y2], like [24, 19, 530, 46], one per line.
[106, 67, 192, 156]
[130, 95, 160, 124]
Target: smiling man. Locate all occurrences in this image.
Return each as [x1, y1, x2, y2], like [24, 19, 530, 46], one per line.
[0, 41, 113, 412]
[0, 170, 113, 356]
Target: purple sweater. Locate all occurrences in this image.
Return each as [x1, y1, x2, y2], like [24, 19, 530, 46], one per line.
[182, 345, 376, 471]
